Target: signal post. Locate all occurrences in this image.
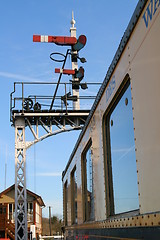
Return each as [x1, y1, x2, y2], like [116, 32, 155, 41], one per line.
[70, 11, 79, 110]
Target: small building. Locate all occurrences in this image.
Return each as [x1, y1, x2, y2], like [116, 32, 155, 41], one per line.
[0, 184, 45, 239]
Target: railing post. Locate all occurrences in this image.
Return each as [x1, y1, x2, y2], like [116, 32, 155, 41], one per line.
[22, 82, 24, 115]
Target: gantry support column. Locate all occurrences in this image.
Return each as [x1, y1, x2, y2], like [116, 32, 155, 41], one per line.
[15, 118, 28, 240]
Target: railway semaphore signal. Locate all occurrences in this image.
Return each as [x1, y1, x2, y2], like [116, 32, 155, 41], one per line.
[55, 67, 84, 82]
[33, 34, 86, 51]
[33, 11, 87, 110]
[11, 11, 92, 240]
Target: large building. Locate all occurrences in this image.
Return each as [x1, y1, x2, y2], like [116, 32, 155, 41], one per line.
[0, 184, 45, 239]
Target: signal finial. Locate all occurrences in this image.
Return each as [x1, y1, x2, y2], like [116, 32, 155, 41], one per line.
[71, 11, 76, 28]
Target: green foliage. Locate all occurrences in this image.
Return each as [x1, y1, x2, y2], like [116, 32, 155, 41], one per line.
[51, 215, 58, 224]
[42, 215, 63, 236]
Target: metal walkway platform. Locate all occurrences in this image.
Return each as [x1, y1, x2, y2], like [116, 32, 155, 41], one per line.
[12, 109, 90, 126]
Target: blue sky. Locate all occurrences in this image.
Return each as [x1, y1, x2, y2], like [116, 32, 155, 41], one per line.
[0, 0, 138, 218]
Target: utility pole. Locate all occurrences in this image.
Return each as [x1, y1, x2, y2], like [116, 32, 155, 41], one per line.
[5, 145, 7, 189]
[49, 206, 52, 236]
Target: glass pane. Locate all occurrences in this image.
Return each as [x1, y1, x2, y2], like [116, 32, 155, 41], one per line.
[9, 204, 12, 212]
[3, 207, 6, 214]
[109, 84, 139, 214]
[64, 181, 68, 226]
[85, 146, 94, 221]
[73, 169, 77, 224]
[30, 203, 33, 213]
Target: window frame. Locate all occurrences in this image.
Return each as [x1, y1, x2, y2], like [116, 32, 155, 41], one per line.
[81, 138, 95, 222]
[71, 166, 77, 225]
[103, 74, 139, 217]
[64, 180, 68, 226]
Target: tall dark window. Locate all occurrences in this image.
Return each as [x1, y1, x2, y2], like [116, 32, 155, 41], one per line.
[27, 202, 33, 213]
[9, 203, 15, 221]
[105, 78, 139, 215]
[64, 181, 68, 226]
[82, 140, 94, 221]
[71, 167, 77, 224]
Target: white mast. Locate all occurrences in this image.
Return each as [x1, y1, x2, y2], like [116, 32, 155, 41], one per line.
[70, 11, 80, 110]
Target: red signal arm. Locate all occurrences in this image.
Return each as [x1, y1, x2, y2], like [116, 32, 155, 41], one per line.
[33, 35, 77, 46]
[55, 68, 75, 75]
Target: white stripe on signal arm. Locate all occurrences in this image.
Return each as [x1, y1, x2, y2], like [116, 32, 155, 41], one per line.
[41, 35, 48, 42]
